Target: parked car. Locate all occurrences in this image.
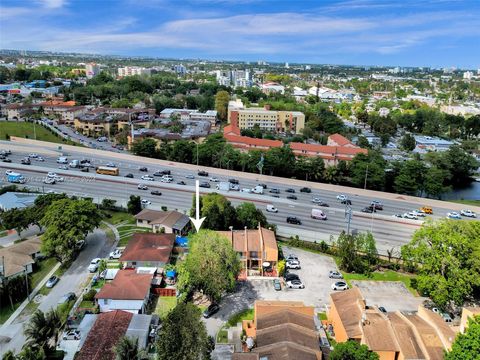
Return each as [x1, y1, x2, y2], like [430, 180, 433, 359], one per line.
[46, 276, 59, 288]
[151, 190, 162, 196]
[63, 330, 81, 340]
[287, 195, 297, 200]
[446, 212, 461, 220]
[109, 249, 122, 259]
[285, 254, 298, 261]
[284, 273, 300, 282]
[88, 258, 102, 273]
[329, 270, 343, 279]
[58, 292, 76, 305]
[139, 167, 148, 172]
[273, 279, 281, 291]
[199, 182, 211, 188]
[286, 260, 301, 269]
[141, 175, 154, 181]
[198, 171, 209, 177]
[331, 281, 349, 291]
[286, 216, 302, 225]
[203, 303, 220, 318]
[441, 312, 453, 322]
[460, 209, 476, 218]
[125, 173, 134, 178]
[137, 184, 148, 190]
[285, 188, 295, 193]
[266, 204, 278, 213]
[300, 187, 311, 193]
[141, 199, 152, 206]
[286, 280, 305, 289]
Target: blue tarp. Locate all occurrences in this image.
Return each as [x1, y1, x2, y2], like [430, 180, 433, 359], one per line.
[175, 236, 188, 247]
[166, 270, 176, 278]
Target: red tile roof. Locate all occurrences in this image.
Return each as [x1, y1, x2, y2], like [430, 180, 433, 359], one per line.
[225, 134, 283, 148]
[95, 270, 153, 300]
[119, 233, 174, 263]
[328, 133, 353, 146]
[77, 310, 132, 360]
[289, 142, 367, 156]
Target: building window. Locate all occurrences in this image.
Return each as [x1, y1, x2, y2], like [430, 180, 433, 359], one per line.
[250, 251, 258, 258]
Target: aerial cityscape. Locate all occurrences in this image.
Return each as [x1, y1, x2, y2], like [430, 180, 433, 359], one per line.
[0, 0, 479, 359]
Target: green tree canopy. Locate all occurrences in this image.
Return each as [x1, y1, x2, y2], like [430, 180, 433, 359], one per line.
[127, 195, 142, 215]
[445, 315, 480, 360]
[132, 138, 158, 158]
[330, 340, 379, 360]
[115, 336, 147, 360]
[400, 133, 416, 151]
[194, 193, 237, 230]
[236, 203, 267, 229]
[215, 90, 230, 121]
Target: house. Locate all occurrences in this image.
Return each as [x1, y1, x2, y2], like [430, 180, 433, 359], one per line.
[328, 288, 456, 360]
[94, 269, 153, 313]
[6, 103, 33, 120]
[119, 233, 175, 268]
[76, 310, 152, 360]
[327, 133, 357, 148]
[234, 300, 322, 360]
[0, 238, 42, 281]
[0, 192, 39, 211]
[134, 209, 190, 235]
[217, 226, 278, 277]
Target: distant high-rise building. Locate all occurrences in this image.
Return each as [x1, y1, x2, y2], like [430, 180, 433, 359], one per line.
[463, 71, 474, 80]
[85, 63, 100, 79]
[305, 65, 311, 70]
[285, 62, 289, 68]
[173, 64, 187, 74]
[118, 66, 151, 77]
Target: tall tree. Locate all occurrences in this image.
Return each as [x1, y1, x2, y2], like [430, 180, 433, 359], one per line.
[350, 152, 386, 190]
[127, 195, 142, 215]
[236, 203, 267, 229]
[177, 230, 240, 301]
[394, 160, 426, 196]
[156, 302, 214, 360]
[40, 199, 101, 264]
[330, 340, 379, 360]
[23, 309, 60, 355]
[215, 90, 230, 121]
[400, 133, 416, 151]
[445, 316, 480, 360]
[193, 193, 237, 230]
[131, 138, 158, 158]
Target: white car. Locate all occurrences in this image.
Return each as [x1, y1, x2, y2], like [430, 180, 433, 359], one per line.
[58, 165, 68, 170]
[47, 172, 57, 178]
[266, 204, 278, 213]
[331, 281, 349, 291]
[35, 156, 45, 162]
[209, 177, 219, 182]
[447, 212, 461, 220]
[240, 188, 252, 193]
[460, 209, 476, 218]
[88, 258, 102, 273]
[5, 170, 13, 175]
[137, 184, 148, 190]
[286, 280, 305, 289]
[44, 177, 55, 184]
[185, 174, 195, 179]
[161, 175, 173, 183]
[403, 212, 418, 220]
[54, 176, 64, 182]
[410, 210, 426, 217]
[62, 330, 80, 341]
[29, 153, 38, 158]
[286, 260, 301, 269]
[141, 175, 154, 181]
[336, 194, 347, 201]
[141, 199, 151, 206]
[46, 189, 60, 194]
[105, 162, 116, 167]
[109, 249, 122, 259]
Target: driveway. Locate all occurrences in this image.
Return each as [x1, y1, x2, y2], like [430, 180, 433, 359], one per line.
[0, 228, 109, 356]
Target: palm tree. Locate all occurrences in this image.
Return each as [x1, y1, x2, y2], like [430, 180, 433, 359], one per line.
[114, 336, 147, 360]
[16, 346, 46, 360]
[23, 309, 60, 354]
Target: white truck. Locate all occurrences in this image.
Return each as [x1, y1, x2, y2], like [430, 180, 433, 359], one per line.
[216, 182, 230, 191]
[57, 156, 68, 164]
[69, 159, 79, 168]
[251, 185, 264, 194]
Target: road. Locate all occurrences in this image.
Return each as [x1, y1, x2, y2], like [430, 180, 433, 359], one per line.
[0, 229, 110, 356]
[1, 138, 479, 255]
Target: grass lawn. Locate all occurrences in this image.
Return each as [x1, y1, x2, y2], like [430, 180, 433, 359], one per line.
[104, 211, 135, 225]
[317, 312, 327, 321]
[217, 328, 228, 343]
[450, 199, 480, 207]
[118, 227, 151, 247]
[342, 270, 418, 296]
[31, 258, 58, 288]
[79, 300, 96, 309]
[0, 122, 72, 144]
[100, 223, 116, 242]
[226, 308, 254, 327]
[154, 296, 177, 319]
[92, 279, 106, 290]
[0, 302, 21, 325]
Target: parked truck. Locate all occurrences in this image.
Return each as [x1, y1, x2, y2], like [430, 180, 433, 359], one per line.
[216, 182, 230, 191]
[7, 172, 26, 184]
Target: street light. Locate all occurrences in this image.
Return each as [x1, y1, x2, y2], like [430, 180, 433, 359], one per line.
[196, 142, 199, 167]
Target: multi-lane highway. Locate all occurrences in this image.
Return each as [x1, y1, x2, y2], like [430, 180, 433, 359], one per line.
[1, 138, 479, 255]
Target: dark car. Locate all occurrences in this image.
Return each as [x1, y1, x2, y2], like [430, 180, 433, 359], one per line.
[125, 173, 134, 178]
[198, 170, 209, 177]
[155, 170, 170, 176]
[269, 188, 280, 194]
[286, 216, 302, 225]
[370, 201, 383, 210]
[378, 306, 387, 313]
[21, 158, 31, 165]
[58, 292, 76, 305]
[341, 199, 352, 205]
[2, 158, 12, 163]
[161, 170, 171, 175]
[199, 182, 211, 188]
[287, 195, 297, 200]
[258, 183, 267, 189]
[139, 167, 148, 172]
[300, 187, 311, 193]
[203, 304, 220, 318]
[273, 279, 281, 291]
[271, 194, 280, 198]
[80, 167, 89, 172]
[177, 181, 186, 185]
[285, 188, 295, 193]
[284, 273, 300, 281]
[229, 178, 239, 184]
[151, 190, 162, 196]
[361, 207, 376, 213]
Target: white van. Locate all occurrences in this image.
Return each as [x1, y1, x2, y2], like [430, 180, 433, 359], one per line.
[266, 204, 278, 213]
[69, 159, 79, 168]
[251, 185, 264, 194]
[161, 175, 173, 183]
[311, 208, 327, 220]
[57, 156, 68, 164]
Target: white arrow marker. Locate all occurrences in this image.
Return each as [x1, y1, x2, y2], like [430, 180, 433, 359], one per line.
[189, 180, 206, 232]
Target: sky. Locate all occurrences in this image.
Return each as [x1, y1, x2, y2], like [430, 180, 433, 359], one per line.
[0, 0, 479, 68]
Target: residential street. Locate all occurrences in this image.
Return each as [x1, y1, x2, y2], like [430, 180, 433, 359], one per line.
[0, 228, 110, 356]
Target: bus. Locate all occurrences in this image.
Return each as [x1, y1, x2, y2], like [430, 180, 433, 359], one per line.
[96, 166, 119, 176]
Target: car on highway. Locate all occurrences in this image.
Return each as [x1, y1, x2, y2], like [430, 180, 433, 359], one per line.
[460, 209, 476, 218]
[361, 206, 376, 213]
[44, 177, 55, 184]
[240, 188, 251, 193]
[287, 195, 297, 200]
[185, 174, 195, 179]
[138, 184, 148, 190]
[370, 201, 383, 210]
[258, 183, 267, 189]
[125, 173, 134, 178]
[177, 181, 186, 185]
[420, 206, 433, 214]
[139, 167, 148, 172]
[286, 280, 305, 289]
[203, 303, 220, 318]
[336, 194, 347, 201]
[286, 216, 302, 225]
[300, 187, 311, 193]
[45, 276, 60, 288]
[88, 258, 102, 273]
[141, 175, 154, 181]
[446, 212, 461, 220]
[341, 199, 352, 205]
[58, 292, 76, 305]
[329, 270, 343, 279]
[161, 175, 173, 183]
[403, 213, 418, 220]
[5, 170, 13, 175]
[63, 330, 81, 341]
[154, 170, 170, 176]
[2, 158, 12, 163]
[47, 172, 57, 178]
[209, 177, 219, 182]
[392, 214, 404, 218]
[229, 178, 239, 184]
[198, 171, 209, 177]
[58, 165, 68, 170]
[28, 153, 38, 158]
[285, 188, 295, 193]
[141, 199, 152, 206]
[331, 281, 349, 291]
[410, 210, 426, 217]
[273, 278, 281, 291]
[105, 162, 116, 167]
[35, 156, 45, 162]
[269, 188, 280, 194]
[80, 167, 89, 173]
[21, 157, 31, 165]
[109, 249, 122, 259]
[266, 204, 278, 213]
[286, 260, 301, 269]
[198, 182, 210, 188]
[151, 190, 162, 196]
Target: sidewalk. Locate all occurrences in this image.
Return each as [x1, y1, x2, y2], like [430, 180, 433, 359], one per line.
[1, 262, 61, 328]
[0, 225, 42, 247]
[101, 221, 120, 244]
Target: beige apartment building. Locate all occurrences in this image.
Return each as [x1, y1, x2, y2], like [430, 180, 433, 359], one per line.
[228, 99, 305, 134]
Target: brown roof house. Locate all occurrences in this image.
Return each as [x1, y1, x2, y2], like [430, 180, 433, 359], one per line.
[119, 233, 175, 268]
[328, 287, 457, 360]
[233, 300, 322, 360]
[135, 209, 190, 235]
[94, 269, 153, 313]
[217, 226, 278, 277]
[0, 238, 42, 281]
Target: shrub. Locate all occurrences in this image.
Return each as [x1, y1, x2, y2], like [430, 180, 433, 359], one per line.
[277, 260, 286, 276]
[83, 289, 97, 302]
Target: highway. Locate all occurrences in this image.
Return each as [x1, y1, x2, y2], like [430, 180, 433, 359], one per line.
[1, 138, 479, 255]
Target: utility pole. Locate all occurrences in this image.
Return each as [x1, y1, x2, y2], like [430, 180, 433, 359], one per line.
[24, 266, 30, 301]
[363, 164, 369, 190]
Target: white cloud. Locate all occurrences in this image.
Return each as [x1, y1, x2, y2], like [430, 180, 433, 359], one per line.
[39, 0, 67, 9]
